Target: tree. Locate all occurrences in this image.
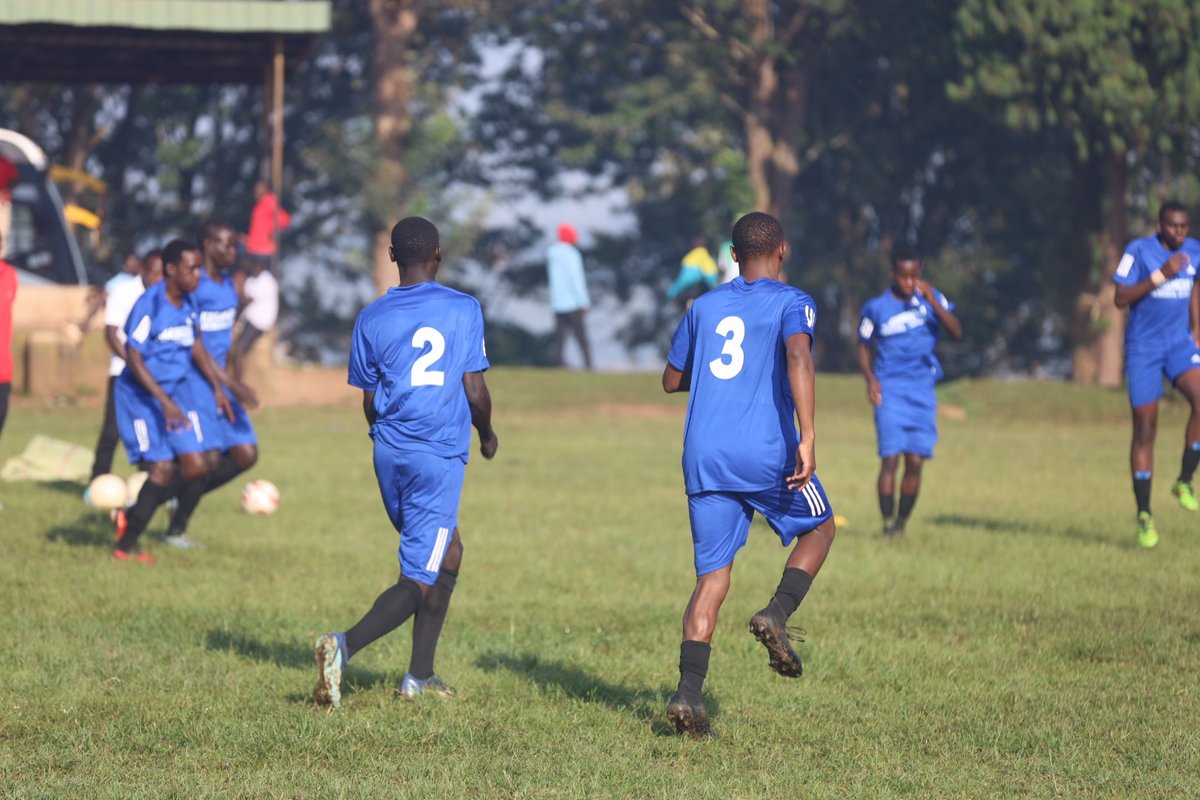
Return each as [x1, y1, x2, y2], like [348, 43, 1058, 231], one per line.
[949, 0, 1200, 385]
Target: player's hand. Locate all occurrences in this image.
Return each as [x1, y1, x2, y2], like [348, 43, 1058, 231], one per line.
[1163, 252, 1191, 279]
[229, 379, 260, 411]
[786, 440, 815, 491]
[867, 379, 883, 408]
[214, 389, 235, 422]
[162, 400, 189, 431]
[916, 279, 937, 303]
[480, 431, 499, 460]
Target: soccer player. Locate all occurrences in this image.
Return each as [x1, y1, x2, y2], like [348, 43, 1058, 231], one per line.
[1112, 201, 1200, 548]
[661, 212, 835, 739]
[312, 216, 498, 709]
[113, 239, 231, 563]
[90, 250, 163, 482]
[161, 220, 260, 549]
[856, 246, 963, 538]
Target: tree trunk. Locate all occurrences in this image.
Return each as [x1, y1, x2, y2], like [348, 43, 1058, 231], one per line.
[370, 0, 419, 297]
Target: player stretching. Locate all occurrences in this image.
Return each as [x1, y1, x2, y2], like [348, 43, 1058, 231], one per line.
[1113, 201, 1200, 548]
[313, 216, 497, 709]
[113, 239, 231, 563]
[160, 221, 260, 549]
[661, 212, 835, 739]
[856, 247, 962, 538]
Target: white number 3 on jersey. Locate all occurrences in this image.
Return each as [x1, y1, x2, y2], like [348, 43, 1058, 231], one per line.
[411, 326, 446, 386]
[708, 316, 746, 380]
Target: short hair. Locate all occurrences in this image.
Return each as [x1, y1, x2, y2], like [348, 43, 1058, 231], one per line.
[162, 238, 199, 269]
[390, 217, 440, 265]
[197, 219, 233, 246]
[731, 212, 784, 260]
[142, 248, 163, 264]
[1160, 201, 1189, 222]
[891, 244, 922, 266]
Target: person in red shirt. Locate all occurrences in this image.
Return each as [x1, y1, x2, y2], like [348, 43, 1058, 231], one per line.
[0, 155, 16, 261]
[0, 231, 17, 440]
[241, 180, 291, 264]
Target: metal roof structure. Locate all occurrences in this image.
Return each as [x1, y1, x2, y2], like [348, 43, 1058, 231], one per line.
[0, 0, 332, 84]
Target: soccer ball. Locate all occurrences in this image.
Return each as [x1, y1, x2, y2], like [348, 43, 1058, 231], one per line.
[125, 471, 149, 506]
[241, 479, 280, 516]
[87, 473, 127, 510]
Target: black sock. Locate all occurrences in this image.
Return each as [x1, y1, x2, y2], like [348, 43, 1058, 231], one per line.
[1134, 471, 1152, 515]
[676, 640, 710, 703]
[344, 579, 424, 659]
[879, 491, 895, 521]
[408, 568, 458, 680]
[167, 454, 244, 537]
[118, 480, 171, 551]
[767, 567, 813, 621]
[205, 453, 245, 493]
[897, 493, 918, 522]
[1179, 444, 1200, 485]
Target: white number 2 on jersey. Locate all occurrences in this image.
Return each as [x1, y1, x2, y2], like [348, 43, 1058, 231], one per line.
[411, 326, 446, 386]
[708, 315, 745, 380]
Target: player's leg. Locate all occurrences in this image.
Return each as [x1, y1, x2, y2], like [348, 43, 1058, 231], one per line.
[667, 492, 751, 738]
[1168, 359, 1200, 512]
[405, 528, 462, 698]
[748, 476, 835, 678]
[877, 455, 899, 533]
[90, 376, 121, 480]
[1126, 352, 1164, 547]
[889, 453, 925, 537]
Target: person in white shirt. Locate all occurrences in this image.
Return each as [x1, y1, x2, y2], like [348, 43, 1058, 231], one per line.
[89, 250, 162, 480]
[230, 259, 279, 382]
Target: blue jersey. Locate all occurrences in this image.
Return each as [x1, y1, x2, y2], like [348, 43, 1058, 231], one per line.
[348, 282, 489, 459]
[857, 288, 954, 381]
[667, 277, 816, 494]
[120, 281, 198, 391]
[1113, 235, 1200, 353]
[191, 269, 239, 369]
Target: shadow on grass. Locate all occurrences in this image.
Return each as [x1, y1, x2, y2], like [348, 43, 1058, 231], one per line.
[45, 510, 117, 549]
[475, 651, 698, 736]
[205, 628, 395, 704]
[928, 514, 1114, 546]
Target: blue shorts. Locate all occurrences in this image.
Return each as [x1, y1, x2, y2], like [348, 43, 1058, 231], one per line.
[114, 377, 208, 464]
[688, 475, 833, 576]
[875, 378, 937, 459]
[373, 445, 465, 585]
[186, 371, 257, 451]
[1125, 342, 1200, 408]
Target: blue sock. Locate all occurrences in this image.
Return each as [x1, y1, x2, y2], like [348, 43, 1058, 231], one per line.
[1133, 471, 1152, 515]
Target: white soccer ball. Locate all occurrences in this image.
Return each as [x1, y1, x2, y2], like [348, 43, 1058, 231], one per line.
[125, 471, 149, 507]
[87, 473, 128, 510]
[241, 479, 280, 516]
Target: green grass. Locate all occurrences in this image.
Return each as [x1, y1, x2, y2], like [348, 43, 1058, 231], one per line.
[2, 369, 1199, 798]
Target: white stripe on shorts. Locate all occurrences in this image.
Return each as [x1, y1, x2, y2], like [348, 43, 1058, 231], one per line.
[188, 411, 203, 444]
[426, 526, 450, 572]
[133, 418, 150, 453]
[802, 482, 826, 516]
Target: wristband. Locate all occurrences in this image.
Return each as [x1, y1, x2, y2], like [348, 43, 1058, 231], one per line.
[1150, 269, 1166, 286]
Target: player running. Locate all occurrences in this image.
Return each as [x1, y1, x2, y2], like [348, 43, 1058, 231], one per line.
[1113, 201, 1200, 548]
[162, 220, 260, 549]
[112, 239, 231, 563]
[856, 246, 962, 538]
[661, 212, 836, 739]
[312, 216, 498, 709]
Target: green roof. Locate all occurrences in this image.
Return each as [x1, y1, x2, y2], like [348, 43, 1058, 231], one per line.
[1, 0, 330, 33]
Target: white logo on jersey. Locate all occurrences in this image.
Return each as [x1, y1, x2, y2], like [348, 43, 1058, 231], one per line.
[804, 304, 815, 329]
[1151, 276, 1193, 300]
[1115, 253, 1134, 279]
[158, 324, 195, 346]
[199, 308, 236, 332]
[878, 308, 927, 337]
[858, 317, 874, 340]
[130, 315, 152, 344]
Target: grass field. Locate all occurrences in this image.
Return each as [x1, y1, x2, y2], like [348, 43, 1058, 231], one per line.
[2, 369, 1199, 798]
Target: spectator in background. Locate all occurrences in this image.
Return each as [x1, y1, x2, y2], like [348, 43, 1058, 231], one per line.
[230, 256, 279, 383]
[0, 156, 16, 260]
[667, 236, 719, 309]
[0, 232, 15, 443]
[241, 180, 291, 267]
[89, 249, 163, 482]
[546, 223, 593, 370]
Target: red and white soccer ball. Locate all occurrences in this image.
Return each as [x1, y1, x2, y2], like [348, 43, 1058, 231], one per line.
[241, 479, 280, 516]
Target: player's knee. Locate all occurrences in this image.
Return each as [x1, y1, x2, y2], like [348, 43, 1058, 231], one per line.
[146, 462, 174, 485]
[233, 445, 258, 471]
[443, 536, 463, 572]
[1133, 417, 1157, 442]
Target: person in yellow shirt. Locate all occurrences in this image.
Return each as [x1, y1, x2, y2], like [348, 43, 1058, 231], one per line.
[667, 236, 719, 307]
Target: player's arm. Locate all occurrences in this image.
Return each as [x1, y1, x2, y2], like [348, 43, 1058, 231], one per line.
[463, 371, 498, 459]
[192, 340, 260, 410]
[662, 363, 689, 393]
[191, 339, 235, 421]
[126, 348, 188, 431]
[918, 282, 963, 339]
[105, 325, 126, 361]
[361, 390, 377, 426]
[786, 331, 817, 491]
[1192, 278, 1200, 347]
[855, 340, 882, 408]
[1115, 252, 1190, 308]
